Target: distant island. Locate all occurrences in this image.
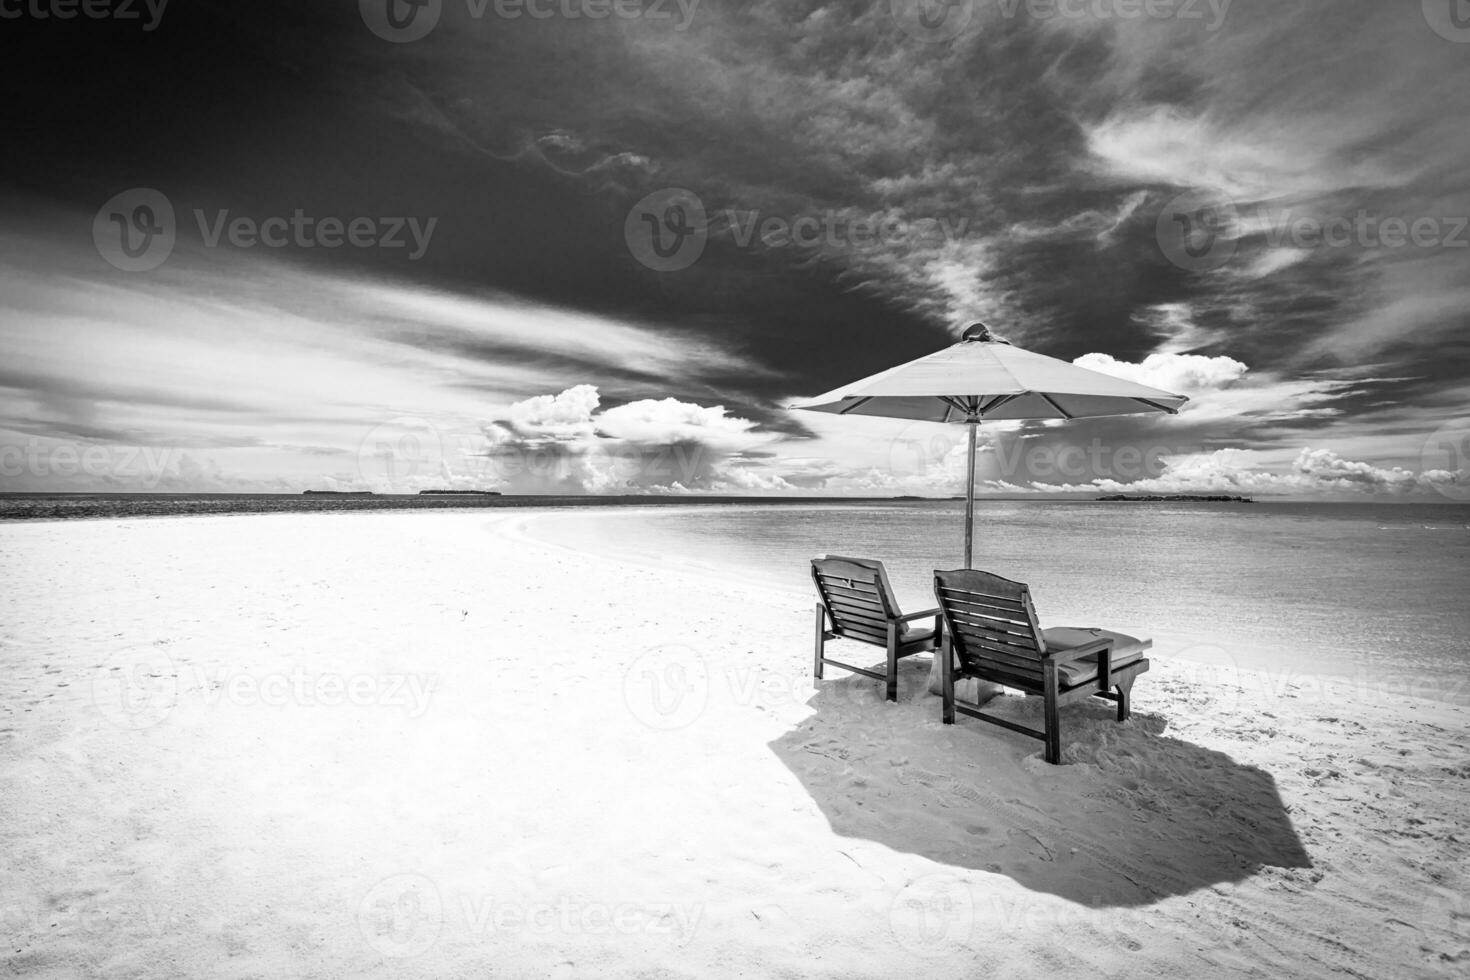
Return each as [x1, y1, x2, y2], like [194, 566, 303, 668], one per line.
[417, 490, 503, 496]
[1097, 494, 1254, 503]
[302, 490, 374, 496]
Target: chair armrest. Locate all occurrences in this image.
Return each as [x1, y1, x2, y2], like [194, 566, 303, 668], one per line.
[895, 608, 941, 623]
[1044, 637, 1112, 665]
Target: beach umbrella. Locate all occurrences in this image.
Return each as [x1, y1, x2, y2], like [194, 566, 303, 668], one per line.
[792, 323, 1190, 567]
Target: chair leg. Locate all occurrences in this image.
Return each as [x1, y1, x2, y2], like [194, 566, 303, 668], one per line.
[885, 621, 899, 703]
[941, 633, 955, 725]
[812, 604, 825, 683]
[1115, 676, 1135, 722]
[1043, 661, 1061, 764]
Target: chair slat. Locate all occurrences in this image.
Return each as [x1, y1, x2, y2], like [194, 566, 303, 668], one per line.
[827, 596, 887, 617]
[947, 609, 1037, 641]
[953, 616, 1038, 646]
[820, 583, 884, 605]
[964, 661, 1041, 690]
[817, 572, 881, 588]
[827, 606, 890, 630]
[832, 623, 890, 645]
[819, 574, 881, 592]
[962, 643, 1042, 676]
[825, 592, 886, 613]
[937, 582, 1026, 600]
[944, 602, 1030, 626]
[954, 636, 1042, 678]
[936, 589, 1028, 617]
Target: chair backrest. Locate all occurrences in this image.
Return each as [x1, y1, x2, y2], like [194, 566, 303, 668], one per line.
[933, 569, 1047, 687]
[811, 555, 900, 644]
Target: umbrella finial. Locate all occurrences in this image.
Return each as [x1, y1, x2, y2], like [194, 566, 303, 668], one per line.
[962, 321, 1008, 344]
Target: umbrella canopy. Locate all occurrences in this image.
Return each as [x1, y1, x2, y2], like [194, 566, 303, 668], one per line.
[793, 324, 1189, 422]
[793, 323, 1190, 566]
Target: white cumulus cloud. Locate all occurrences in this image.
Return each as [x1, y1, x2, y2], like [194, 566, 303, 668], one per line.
[597, 398, 773, 453]
[502, 384, 602, 440]
[478, 386, 786, 493]
[1073, 352, 1249, 395]
[1074, 447, 1461, 498]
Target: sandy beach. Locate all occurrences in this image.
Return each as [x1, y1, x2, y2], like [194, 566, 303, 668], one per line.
[1, 509, 1466, 979]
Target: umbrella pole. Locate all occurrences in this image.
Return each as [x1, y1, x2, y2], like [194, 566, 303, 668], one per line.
[964, 419, 977, 568]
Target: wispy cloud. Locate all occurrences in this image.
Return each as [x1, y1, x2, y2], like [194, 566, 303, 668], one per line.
[0, 217, 765, 491]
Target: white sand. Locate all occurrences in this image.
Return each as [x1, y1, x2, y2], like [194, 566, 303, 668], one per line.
[1, 509, 1465, 979]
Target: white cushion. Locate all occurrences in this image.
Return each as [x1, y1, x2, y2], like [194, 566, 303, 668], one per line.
[1042, 628, 1147, 686]
[900, 620, 937, 644]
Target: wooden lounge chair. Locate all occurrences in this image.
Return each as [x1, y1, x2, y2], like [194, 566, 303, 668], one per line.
[812, 556, 941, 702]
[932, 569, 1151, 764]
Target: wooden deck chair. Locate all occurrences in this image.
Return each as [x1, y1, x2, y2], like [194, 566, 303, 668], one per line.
[933, 569, 1151, 764]
[812, 556, 941, 702]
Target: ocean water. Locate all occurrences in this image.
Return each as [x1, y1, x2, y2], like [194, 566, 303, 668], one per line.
[532, 500, 1470, 704]
[0, 492, 855, 522]
[5, 495, 1466, 703]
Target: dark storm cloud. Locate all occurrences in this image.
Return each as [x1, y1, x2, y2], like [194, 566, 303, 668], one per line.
[2, 0, 1466, 493]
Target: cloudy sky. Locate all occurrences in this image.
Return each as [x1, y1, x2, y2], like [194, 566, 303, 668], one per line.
[2, 0, 1467, 498]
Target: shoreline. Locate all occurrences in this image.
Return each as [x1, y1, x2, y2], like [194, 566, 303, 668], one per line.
[3, 493, 1467, 526]
[0, 493, 919, 525]
[2, 510, 1466, 978]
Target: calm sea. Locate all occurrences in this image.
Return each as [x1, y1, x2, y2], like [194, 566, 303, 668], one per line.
[531, 500, 1470, 705]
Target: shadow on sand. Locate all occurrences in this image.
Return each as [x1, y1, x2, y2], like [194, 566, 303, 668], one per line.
[768, 659, 1311, 908]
